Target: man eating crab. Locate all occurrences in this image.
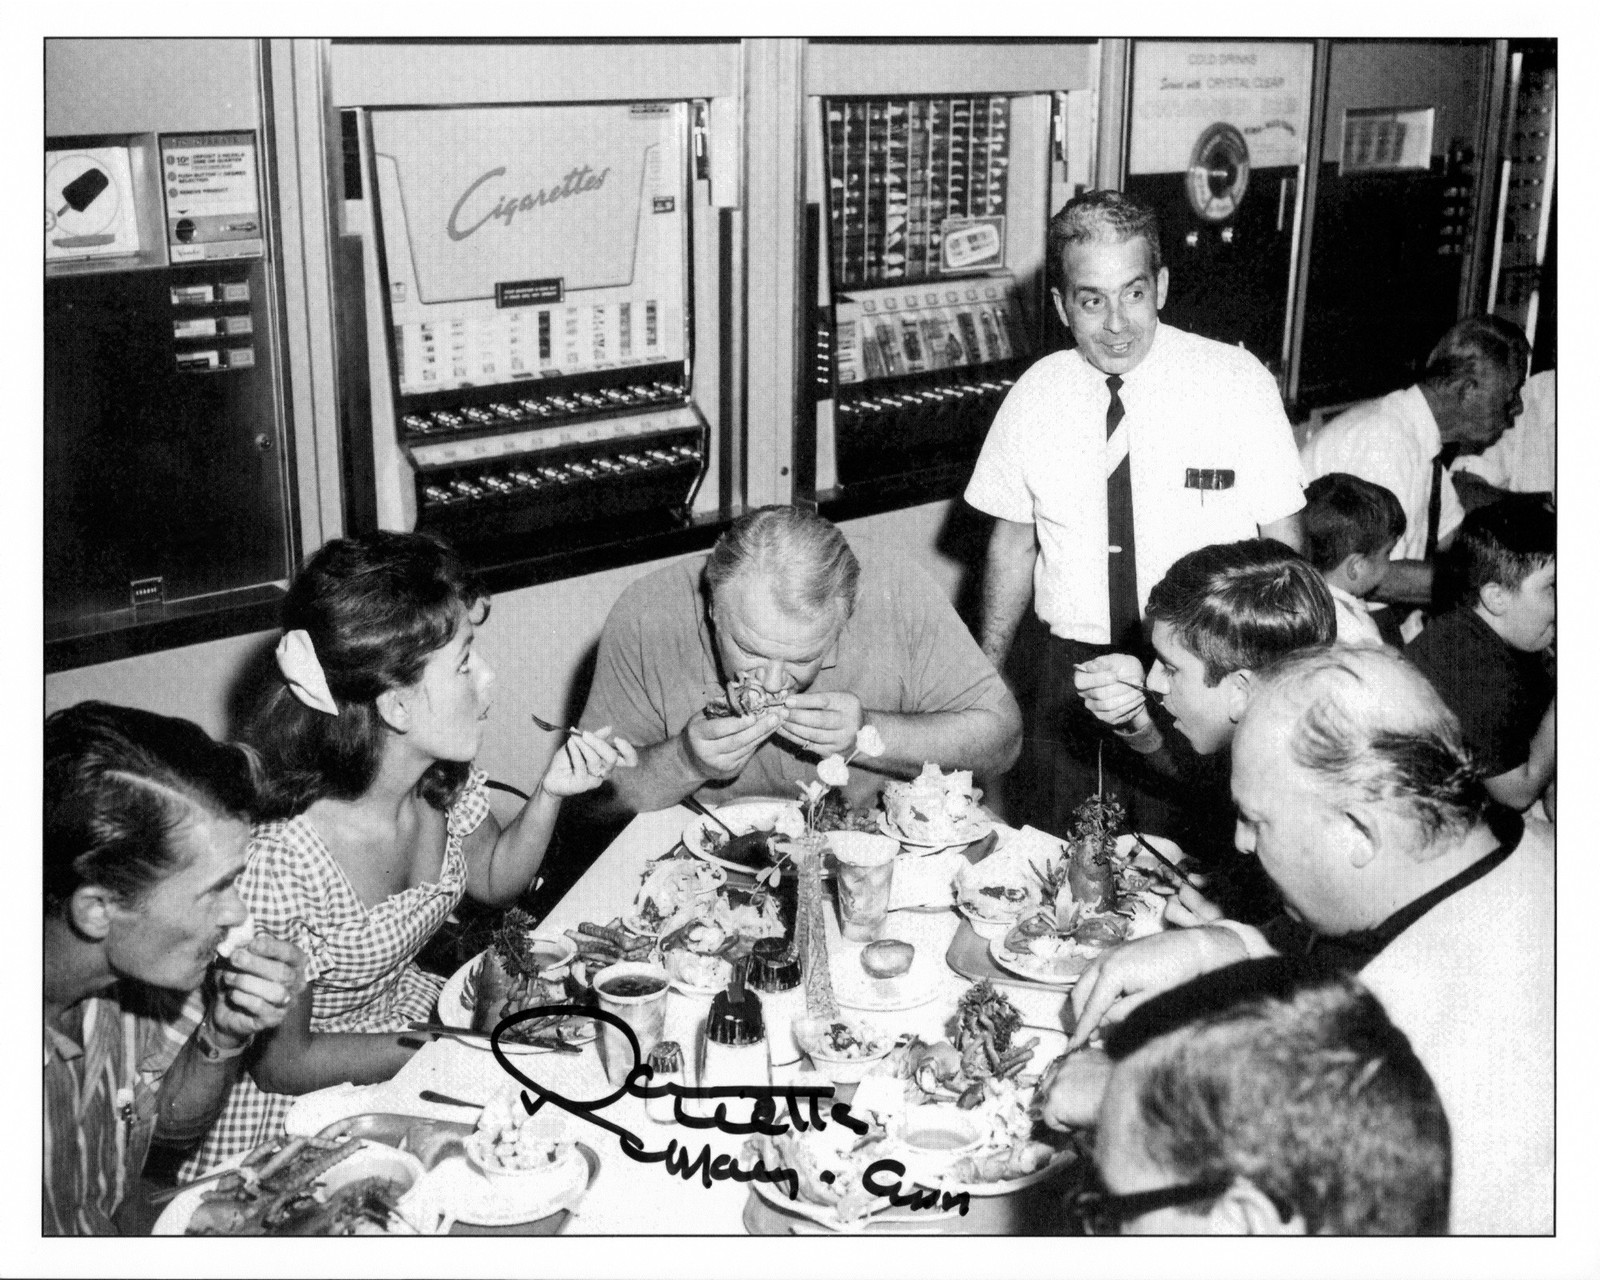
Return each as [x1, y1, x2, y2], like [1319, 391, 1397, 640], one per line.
[579, 504, 1022, 813]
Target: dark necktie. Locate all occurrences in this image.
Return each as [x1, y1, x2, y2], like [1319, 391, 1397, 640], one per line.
[1424, 445, 1459, 560]
[1105, 375, 1140, 648]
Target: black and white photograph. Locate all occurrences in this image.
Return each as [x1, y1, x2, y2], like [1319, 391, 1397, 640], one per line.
[25, 23, 1588, 1279]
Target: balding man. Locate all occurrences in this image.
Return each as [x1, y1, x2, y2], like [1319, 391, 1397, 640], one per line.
[579, 505, 1022, 813]
[1301, 315, 1531, 611]
[1038, 644, 1553, 1233]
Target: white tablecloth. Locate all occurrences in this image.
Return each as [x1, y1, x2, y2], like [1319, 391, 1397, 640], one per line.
[289, 805, 1074, 1234]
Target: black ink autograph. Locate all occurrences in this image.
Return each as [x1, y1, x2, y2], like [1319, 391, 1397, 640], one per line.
[487, 1004, 970, 1217]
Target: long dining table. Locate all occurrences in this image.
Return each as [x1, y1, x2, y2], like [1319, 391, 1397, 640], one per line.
[282, 803, 1079, 1235]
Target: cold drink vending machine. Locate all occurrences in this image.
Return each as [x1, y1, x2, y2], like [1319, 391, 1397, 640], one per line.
[344, 96, 714, 566]
[1121, 40, 1315, 378]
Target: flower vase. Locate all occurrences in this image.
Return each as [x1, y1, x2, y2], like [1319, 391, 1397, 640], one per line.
[793, 837, 839, 1021]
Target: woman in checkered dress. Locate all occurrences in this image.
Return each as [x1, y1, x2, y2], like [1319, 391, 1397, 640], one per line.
[180, 532, 636, 1177]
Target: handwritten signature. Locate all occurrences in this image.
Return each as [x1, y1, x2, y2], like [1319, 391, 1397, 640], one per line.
[487, 1005, 970, 1217]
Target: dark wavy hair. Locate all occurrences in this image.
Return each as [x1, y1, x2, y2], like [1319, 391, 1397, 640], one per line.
[1302, 473, 1408, 573]
[1047, 189, 1163, 295]
[45, 701, 259, 914]
[1146, 540, 1338, 685]
[249, 531, 488, 819]
[1105, 957, 1450, 1235]
[703, 505, 861, 621]
[1252, 645, 1489, 848]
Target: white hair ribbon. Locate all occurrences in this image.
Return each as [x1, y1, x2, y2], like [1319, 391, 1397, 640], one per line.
[275, 629, 339, 716]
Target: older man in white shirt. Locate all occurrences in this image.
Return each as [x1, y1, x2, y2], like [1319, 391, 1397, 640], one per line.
[1301, 316, 1530, 613]
[1452, 366, 1555, 508]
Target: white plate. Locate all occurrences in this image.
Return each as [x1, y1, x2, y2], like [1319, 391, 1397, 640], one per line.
[922, 1147, 1081, 1198]
[876, 812, 992, 853]
[154, 1139, 430, 1236]
[831, 955, 942, 1013]
[437, 955, 597, 1052]
[988, 936, 1092, 987]
[749, 1171, 961, 1232]
[407, 1143, 598, 1229]
[681, 798, 806, 874]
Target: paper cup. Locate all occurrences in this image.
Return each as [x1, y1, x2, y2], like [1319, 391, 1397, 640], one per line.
[593, 961, 671, 1088]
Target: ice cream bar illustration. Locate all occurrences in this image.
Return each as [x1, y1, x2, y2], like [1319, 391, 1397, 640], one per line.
[58, 168, 110, 216]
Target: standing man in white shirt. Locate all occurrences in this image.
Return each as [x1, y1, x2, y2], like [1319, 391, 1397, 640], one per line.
[965, 189, 1306, 834]
[1300, 315, 1530, 617]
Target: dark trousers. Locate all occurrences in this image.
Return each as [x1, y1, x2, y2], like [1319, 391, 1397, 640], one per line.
[1001, 632, 1188, 843]
[999, 630, 1281, 920]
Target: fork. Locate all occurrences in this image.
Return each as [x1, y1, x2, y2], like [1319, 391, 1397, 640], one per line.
[530, 712, 582, 737]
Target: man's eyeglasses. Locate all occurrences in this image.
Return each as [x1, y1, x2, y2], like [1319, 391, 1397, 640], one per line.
[1065, 1176, 1234, 1235]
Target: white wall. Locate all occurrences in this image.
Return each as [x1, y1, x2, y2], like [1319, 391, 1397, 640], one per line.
[45, 500, 973, 785]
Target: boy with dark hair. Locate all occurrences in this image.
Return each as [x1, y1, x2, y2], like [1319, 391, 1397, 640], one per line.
[1074, 540, 1336, 916]
[1407, 495, 1554, 813]
[1301, 473, 1407, 647]
[1077, 539, 1337, 759]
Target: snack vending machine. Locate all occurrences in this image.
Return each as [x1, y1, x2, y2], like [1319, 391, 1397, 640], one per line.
[806, 89, 1066, 505]
[345, 99, 712, 563]
[1121, 41, 1315, 377]
[1292, 40, 1495, 412]
[45, 121, 295, 650]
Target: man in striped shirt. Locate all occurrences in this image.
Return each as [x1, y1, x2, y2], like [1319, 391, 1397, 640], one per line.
[44, 703, 305, 1234]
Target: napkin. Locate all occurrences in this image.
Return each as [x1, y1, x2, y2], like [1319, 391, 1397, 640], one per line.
[886, 850, 965, 910]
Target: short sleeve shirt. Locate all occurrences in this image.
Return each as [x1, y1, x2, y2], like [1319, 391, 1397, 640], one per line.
[1406, 608, 1553, 776]
[579, 542, 1013, 808]
[178, 770, 490, 1178]
[965, 323, 1306, 644]
[1452, 368, 1555, 494]
[1301, 385, 1461, 561]
[1329, 584, 1386, 648]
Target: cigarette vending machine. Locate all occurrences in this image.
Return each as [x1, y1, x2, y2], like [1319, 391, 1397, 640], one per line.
[45, 42, 297, 662]
[1121, 41, 1315, 377]
[343, 101, 708, 563]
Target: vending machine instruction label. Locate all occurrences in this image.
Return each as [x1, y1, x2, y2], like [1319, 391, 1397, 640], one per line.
[160, 132, 264, 260]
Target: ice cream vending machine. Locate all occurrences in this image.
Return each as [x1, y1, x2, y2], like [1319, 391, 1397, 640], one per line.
[45, 91, 296, 657]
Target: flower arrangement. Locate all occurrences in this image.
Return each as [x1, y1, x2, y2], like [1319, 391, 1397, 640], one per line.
[756, 724, 886, 889]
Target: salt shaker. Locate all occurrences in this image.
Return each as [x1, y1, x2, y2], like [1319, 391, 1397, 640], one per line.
[701, 968, 768, 1119]
[646, 1040, 684, 1125]
[747, 938, 805, 1070]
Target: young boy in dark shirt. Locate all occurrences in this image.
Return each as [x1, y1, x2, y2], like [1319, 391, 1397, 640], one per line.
[1406, 495, 1554, 813]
